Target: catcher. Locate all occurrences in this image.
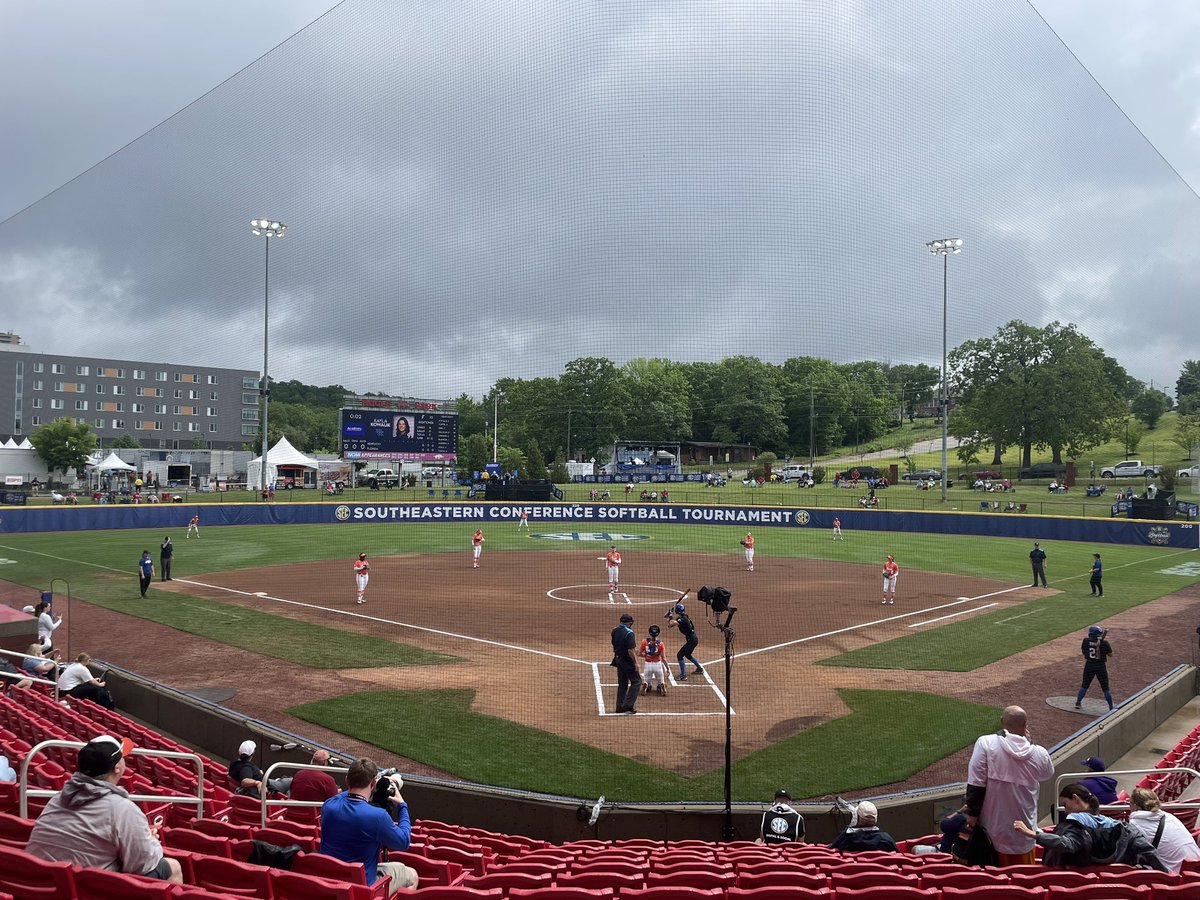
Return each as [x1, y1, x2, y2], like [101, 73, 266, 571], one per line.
[640, 624, 669, 695]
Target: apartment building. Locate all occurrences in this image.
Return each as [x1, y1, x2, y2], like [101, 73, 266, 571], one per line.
[0, 339, 261, 450]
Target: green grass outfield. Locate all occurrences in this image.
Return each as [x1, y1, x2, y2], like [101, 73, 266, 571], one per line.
[0, 520, 1195, 800]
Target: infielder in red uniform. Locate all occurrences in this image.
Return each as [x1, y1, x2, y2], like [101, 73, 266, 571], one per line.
[742, 532, 755, 571]
[832, 517, 843, 541]
[353, 552, 370, 604]
[472, 529, 485, 568]
[187, 514, 200, 539]
[605, 545, 622, 595]
[882, 555, 899, 605]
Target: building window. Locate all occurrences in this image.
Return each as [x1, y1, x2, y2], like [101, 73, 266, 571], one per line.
[133, 369, 145, 380]
[174, 389, 182, 399]
[207, 407, 217, 416]
[75, 383, 85, 392]
[31, 399, 41, 409]
[76, 365, 89, 376]
[32, 381, 42, 391]
[188, 422, 200, 432]
[242, 377, 258, 389]
[241, 424, 258, 436]
[112, 419, 124, 429]
[132, 403, 144, 413]
[242, 393, 258, 405]
[49, 399, 64, 410]
[156, 371, 167, 381]
[173, 406, 181, 415]
[209, 391, 218, 401]
[241, 409, 259, 421]
[209, 423, 218, 433]
[96, 384, 104, 394]
[30, 416, 40, 426]
[94, 418, 104, 428]
[53, 382, 63, 391]
[155, 404, 165, 414]
[188, 390, 198, 400]
[112, 386, 125, 395]
[51, 363, 64, 374]
[172, 422, 181, 432]
[74, 400, 88, 411]
[174, 373, 181, 382]
[116, 403, 125, 412]
[207, 375, 218, 384]
[33, 362, 43, 373]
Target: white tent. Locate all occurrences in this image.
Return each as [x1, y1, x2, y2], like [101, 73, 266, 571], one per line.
[17, 439, 32, 449]
[93, 452, 137, 472]
[1, 438, 17, 449]
[246, 436, 320, 490]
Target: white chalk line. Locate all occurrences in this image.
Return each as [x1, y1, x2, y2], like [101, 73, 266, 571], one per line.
[908, 603, 998, 628]
[996, 608, 1045, 625]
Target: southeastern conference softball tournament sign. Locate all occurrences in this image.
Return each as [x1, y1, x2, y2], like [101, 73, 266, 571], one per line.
[331, 503, 800, 524]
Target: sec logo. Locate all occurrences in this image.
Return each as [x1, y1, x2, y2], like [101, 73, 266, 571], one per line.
[794, 510, 810, 526]
[334, 505, 352, 521]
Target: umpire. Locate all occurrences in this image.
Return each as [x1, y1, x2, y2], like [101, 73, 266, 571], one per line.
[1075, 625, 1114, 711]
[1029, 542, 1047, 587]
[668, 601, 704, 681]
[610, 613, 641, 715]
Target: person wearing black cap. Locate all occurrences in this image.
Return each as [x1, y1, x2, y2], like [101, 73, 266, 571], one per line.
[26, 735, 182, 883]
[758, 789, 805, 844]
[610, 612, 641, 714]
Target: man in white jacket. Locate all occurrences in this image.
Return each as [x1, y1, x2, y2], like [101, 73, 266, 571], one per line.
[26, 735, 182, 883]
[965, 705, 1054, 865]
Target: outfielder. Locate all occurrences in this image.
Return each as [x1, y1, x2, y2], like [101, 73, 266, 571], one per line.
[640, 624, 668, 695]
[832, 517, 843, 541]
[517, 509, 529, 531]
[605, 545, 622, 594]
[472, 529, 485, 568]
[187, 514, 200, 539]
[353, 552, 370, 604]
[881, 555, 899, 605]
[742, 532, 755, 571]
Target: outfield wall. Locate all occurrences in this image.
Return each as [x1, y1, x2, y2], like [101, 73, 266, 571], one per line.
[1, 501, 1196, 548]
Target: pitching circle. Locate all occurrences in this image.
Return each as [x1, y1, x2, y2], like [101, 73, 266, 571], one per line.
[547, 583, 685, 606]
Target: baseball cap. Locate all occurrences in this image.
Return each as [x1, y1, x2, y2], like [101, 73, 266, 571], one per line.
[238, 740, 256, 757]
[1081, 756, 1106, 771]
[358, 552, 366, 559]
[774, 789, 791, 801]
[78, 735, 134, 777]
[856, 800, 878, 823]
[619, 613, 634, 624]
[886, 555, 894, 561]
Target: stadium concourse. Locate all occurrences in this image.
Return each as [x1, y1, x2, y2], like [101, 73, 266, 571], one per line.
[4, 686, 1200, 896]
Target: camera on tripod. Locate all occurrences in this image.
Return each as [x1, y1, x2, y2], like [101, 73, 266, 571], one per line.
[698, 585, 732, 613]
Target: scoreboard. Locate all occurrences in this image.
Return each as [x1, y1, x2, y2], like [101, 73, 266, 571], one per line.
[340, 400, 458, 461]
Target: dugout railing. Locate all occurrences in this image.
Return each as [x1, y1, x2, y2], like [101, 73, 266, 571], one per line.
[18, 738, 205, 820]
[259, 760, 349, 826]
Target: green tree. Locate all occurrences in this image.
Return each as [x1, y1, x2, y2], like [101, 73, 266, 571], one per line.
[1124, 419, 1145, 454]
[559, 358, 628, 458]
[110, 433, 141, 449]
[30, 419, 98, 480]
[708, 357, 787, 451]
[523, 438, 549, 481]
[780, 357, 850, 456]
[1131, 387, 1171, 429]
[886, 363, 941, 421]
[1173, 413, 1200, 457]
[454, 393, 488, 438]
[497, 446, 527, 475]
[549, 449, 570, 484]
[459, 433, 491, 477]
[621, 358, 693, 442]
[1177, 360, 1200, 415]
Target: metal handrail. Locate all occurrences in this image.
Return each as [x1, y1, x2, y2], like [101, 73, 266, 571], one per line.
[1053, 766, 1200, 822]
[19, 739, 206, 821]
[0, 646, 59, 700]
[260, 761, 349, 827]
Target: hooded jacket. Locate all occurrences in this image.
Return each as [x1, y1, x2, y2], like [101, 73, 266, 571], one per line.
[966, 729, 1054, 856]
[1037, 815, 1167, 871]
[26, 771, 164, 875]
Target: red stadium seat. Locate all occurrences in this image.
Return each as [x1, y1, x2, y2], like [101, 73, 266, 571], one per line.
[727, 887, 831, 900]
[462, 871, 554, 891]
[828, 871, 919, 892]
[0, 812, 34, 848]
[405, 890, 501, 900]
[557, 871, 645, 892]
[161, 827, 234, 858]
[385, 850, 465, 887]
[73, 867, 177, 899]
[254, 826, 318, 852]
[737, 869, 828, 890]
[1009, 871, 1096, 890]
[832, 887, 934, 900]
[1152, 885, 1200, 900]
[268, 869, 376, 900]
[1091, 870, 1177, 888]
[1046, 885, 1149, 900]
[619, 888, 723, 900]
[646, 870, 736, 890]
[571, 861, 647, 877]
[0, 844, 78, 898]
[192, 855, 275, 897]
[189, 818, 253, 840]
[292, 853, 392, 898]
[941, 889, 1042, 900]
[509, 889, 616, 900]
[920, 871, 1010, 891]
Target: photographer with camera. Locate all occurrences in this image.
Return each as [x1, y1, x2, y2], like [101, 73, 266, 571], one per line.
[666, 600, 703, 681]
[1076, 625, 1114, 711]
[320, 757, 418, 894]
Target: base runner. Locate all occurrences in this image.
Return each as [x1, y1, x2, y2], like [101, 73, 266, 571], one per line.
[353, 552, 370, 605]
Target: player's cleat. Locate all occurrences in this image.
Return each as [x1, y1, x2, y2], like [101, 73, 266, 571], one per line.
[656, 684, 665, 695]
[1074, 703, 1082, 709]
[356, 599, 365, 605]
[881, 599, 887, 604]
[694, 666, 704, 675]
[642, 683, 650, 694]
[887, 600, 894, 605]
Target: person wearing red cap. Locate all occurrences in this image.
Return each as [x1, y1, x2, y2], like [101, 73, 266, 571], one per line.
[882, 555, 899, 605]
[354, 552, 370, 605]
[27, 735, 182, 883]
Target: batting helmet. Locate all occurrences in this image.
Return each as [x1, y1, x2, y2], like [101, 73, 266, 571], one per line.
[648, 625, 661, 637]
[674, 602, 686, 614]
[1088, 625, 1105, 638]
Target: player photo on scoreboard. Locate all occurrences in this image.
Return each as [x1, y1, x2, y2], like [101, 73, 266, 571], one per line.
[393, 415, 414, 439]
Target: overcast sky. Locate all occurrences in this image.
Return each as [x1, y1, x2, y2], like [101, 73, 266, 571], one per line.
[2, 0, 1198, 400]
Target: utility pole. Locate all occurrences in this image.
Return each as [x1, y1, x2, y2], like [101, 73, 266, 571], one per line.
[808, 383, 815, 471]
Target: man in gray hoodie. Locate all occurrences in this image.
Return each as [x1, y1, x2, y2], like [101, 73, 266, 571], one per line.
[26, 735, 182, 883]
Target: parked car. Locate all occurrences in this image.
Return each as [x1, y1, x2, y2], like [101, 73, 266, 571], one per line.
[778, 465, 813, 481]
[836, 466, 883, 481]
[957, 469, 1004, 481]
[1018, 462, 1066, 480]
[902, 468, 942, 481]
[1100, 459, 1161, 478]
[1178, 465, 1199, 479]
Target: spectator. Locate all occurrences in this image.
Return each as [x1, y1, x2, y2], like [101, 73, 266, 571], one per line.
[25, 735, 182, 883]
[1013, 782, 1166, 870]
[0, 652, 33, 692]
[757, 788, 804, 844]
[0, 756, 14, 783]
[229, 740, 266, 797]
[58, 653, 115, 709]
[1127, 787, 1200, 874]
[1078, 757, 1119, 806]
[939, 804, 970, 854]
[965, 705, 1053, 865]
[829, 800, 898, 851]
[290, 749, 340, 804]
[320, 757, 418, 894]
[34, 601, 62, 652]
[21, 643, 58, 679]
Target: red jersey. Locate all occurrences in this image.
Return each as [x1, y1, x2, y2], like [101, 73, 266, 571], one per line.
[605, 549, 622, 567]
[833, 518, 840, 528]
[472, 531, 484, 547]
[743, 534, 754, 549]
[354, 559, 369, 576]
[519, 510, 528, 520]
[640, 638, 666, 662]
[189, 516, 199, 526]
[883, 560, 899, 578]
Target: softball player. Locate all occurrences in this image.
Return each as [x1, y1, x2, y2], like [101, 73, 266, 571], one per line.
[517, 509, 529, 531]
[832, 517, 843, 540]
[353, 552, 370, 604]
[882, 555, 899, 604]
[605, 545, 622, 594]
[187, 514, 200, 539]
[742, 532, 755, 571]
[640, 624, 669, 695]
[472, 529, 485, 568]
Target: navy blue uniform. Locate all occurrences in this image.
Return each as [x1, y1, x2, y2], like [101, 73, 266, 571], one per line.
[1089, 556, 1103, 596]
[1076, 633, 1113, 709]
[674, 612, 703, 680]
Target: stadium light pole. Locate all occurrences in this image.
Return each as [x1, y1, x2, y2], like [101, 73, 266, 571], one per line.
[251, 219, 287, 499]
[926, 238, 963, 502]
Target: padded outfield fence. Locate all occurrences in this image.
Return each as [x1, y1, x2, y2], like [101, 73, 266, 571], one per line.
[0, 500, 1196, 548]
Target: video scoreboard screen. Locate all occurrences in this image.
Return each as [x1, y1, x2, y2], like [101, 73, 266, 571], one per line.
[340, 399, 458, 461]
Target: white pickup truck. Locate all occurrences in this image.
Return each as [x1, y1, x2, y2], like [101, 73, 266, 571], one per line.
[361, 468, 401, 488]
[1099, 459, 1161, 478]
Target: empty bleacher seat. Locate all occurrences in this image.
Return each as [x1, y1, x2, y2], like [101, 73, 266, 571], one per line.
[0, 844, 77, 899]
[73, 866, 178, 899]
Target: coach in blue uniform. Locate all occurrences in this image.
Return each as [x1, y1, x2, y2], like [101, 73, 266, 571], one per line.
[1089, 554, 1103, 596]
[1076, 625, 1113, 710]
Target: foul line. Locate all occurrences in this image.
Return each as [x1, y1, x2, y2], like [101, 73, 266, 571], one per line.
[908, 603, 998, 627]
[996, 608, 1045, 625]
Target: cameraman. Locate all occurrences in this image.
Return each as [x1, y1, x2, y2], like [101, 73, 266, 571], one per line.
[667, 601, 703, 681]
[320, 758, 418, 894]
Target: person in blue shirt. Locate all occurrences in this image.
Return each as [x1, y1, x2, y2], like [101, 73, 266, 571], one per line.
[137, 551, 154, 598]
[319, 758, 418, 893]
[1089, 554, 1103, 596]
